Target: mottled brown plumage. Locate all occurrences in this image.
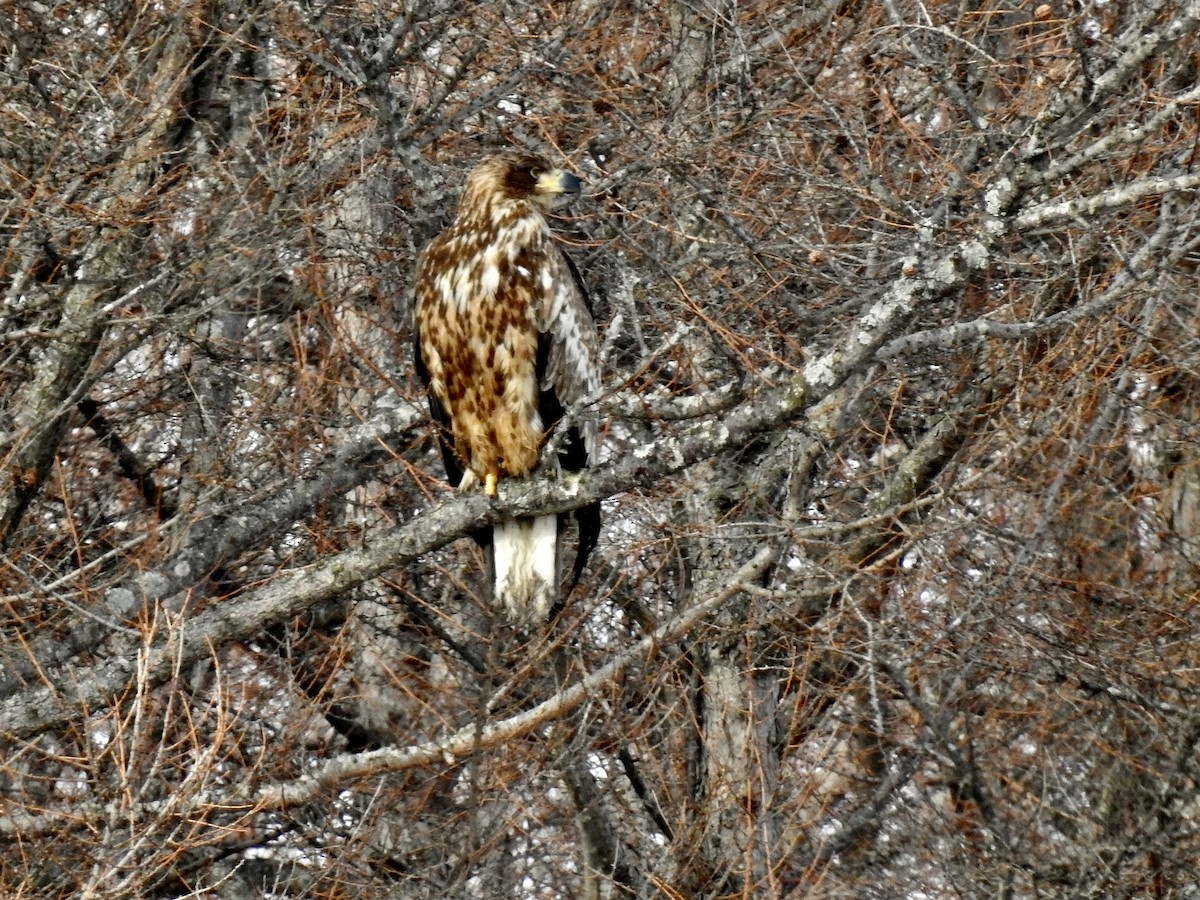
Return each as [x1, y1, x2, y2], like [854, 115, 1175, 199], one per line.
[413, 153, 601, 621]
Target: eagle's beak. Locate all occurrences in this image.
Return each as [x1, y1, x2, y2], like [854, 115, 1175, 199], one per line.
[537, 169, 582, 197]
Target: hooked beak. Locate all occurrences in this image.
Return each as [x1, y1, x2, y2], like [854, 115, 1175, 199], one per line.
[536, 168, 583, 199]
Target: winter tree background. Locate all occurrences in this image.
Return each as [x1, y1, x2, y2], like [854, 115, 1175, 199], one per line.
[3, 0, 1200, 896]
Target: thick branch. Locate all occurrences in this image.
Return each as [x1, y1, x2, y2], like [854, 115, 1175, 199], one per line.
[1015, 171, 1200, 231]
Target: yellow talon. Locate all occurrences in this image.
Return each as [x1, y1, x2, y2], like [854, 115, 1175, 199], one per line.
[485, 472, 498, 497]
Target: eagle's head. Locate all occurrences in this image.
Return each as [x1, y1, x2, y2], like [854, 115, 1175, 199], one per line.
[461, 153, 582, 215]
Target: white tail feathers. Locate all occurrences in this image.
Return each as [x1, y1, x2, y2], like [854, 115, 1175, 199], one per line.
[493, 514, 558, 622]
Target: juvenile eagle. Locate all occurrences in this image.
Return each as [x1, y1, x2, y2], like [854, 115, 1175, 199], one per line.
[413, 153, 601, 622]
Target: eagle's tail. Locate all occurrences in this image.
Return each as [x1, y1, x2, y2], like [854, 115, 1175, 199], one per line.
[493, 514, 558, 622]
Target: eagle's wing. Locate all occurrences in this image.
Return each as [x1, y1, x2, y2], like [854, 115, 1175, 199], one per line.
[538, 246, 600, 449]
[413, 318, 467, 490]
[537, 245, 602, 585]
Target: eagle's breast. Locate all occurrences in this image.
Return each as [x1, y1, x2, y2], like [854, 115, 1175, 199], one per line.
[416, 202, 549, 484]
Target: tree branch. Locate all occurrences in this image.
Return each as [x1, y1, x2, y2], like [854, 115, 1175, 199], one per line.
[1015, 172, 1200, 231]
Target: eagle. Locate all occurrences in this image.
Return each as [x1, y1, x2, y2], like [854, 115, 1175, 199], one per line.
[413, 153, 602, 622]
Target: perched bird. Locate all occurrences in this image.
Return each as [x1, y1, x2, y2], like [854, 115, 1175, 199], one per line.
[413, 153, 601, 622]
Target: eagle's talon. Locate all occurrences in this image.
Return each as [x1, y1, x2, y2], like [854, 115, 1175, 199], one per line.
[485, 472, 498, 497]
